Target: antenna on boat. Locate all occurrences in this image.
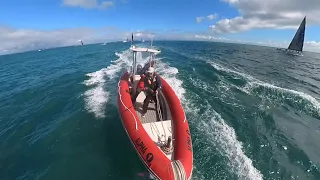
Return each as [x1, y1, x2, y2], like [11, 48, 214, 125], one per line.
[150, 33, 154, 48]
[131, 33, 133, 46]
[149, 33, 155, 68]
[130, 33, 136, 77]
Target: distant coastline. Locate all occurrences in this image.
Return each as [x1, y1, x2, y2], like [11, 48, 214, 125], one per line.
[1, 40, 319, 57]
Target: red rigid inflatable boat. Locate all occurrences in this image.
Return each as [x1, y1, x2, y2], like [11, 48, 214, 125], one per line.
[117, 44, 193, 180]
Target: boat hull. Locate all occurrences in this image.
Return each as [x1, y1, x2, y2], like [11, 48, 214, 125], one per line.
[276, 48, 303, 56]
[117, 72, 193, 180]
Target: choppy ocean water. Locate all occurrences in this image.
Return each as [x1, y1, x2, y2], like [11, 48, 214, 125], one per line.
[1, 41, 320, 180]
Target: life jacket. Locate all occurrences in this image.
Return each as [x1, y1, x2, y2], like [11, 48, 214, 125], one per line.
[137, 74, 146, 90]
[144, 73, 157, 91]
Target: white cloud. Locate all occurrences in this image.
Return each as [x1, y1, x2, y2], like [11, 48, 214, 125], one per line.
[207, 14, 218, 20]
[234, 38, 320, 52]
[305, 41, 320, 47]
[1, 25, 319, 55]
[63, 0, 114, 9]
[194, 34, 229, 41]
[192, 32, 320, 52]
[304, 41, 320, 52]
[0, 26, 203, 55]
[211, 0, 320, 33]
[197, 13, 219, 23]
[196, 17, 205, 23]
[100, 1, 114, 9]
[0, 26, 127, 54]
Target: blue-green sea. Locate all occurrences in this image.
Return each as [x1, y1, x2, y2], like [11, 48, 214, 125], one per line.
[1, 41, 320, 180]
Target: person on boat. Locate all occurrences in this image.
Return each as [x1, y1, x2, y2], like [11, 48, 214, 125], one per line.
[141, 67, 162, 117]
[129, 64, 144, 94]
[140, 61, 155, 75]
[131, 72, 146, 105]
[136, 64, 143, 75]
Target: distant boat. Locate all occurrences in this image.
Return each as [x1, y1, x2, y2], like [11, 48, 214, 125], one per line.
[277, 16, 306, 54]
[288, 16, 306, 52]
[123, 37, 129, 43]
[117, 33, 193, 180]
[78, 40, 84, 46]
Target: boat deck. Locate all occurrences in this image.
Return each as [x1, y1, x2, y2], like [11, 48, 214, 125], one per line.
[134, 91, 174, 160]
[134, 92, 159, 123]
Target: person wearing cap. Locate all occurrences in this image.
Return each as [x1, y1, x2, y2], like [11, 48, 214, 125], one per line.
[141, 67, 162, 117]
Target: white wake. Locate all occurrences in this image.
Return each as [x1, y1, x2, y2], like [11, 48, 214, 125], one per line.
[155, 58, 263, 180]
[208, 61, 320, 116]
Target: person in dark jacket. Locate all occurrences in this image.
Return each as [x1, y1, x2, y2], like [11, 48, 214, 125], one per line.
[141, 67, 162, 117]
[136, 64, 143, 75]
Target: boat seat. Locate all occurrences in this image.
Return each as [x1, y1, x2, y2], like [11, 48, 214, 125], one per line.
[132, 74, 141, 91]
[128, 74, 141, 97]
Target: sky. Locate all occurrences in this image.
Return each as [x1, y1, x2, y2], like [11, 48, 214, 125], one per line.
[1, 0, 320, 54]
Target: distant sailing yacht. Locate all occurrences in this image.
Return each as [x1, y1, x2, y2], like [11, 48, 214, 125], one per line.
[78, 40, 84, 46]
[287, 16, 306, 53]
[278, 16, 306, 54]
[123, 38, 128, 43]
